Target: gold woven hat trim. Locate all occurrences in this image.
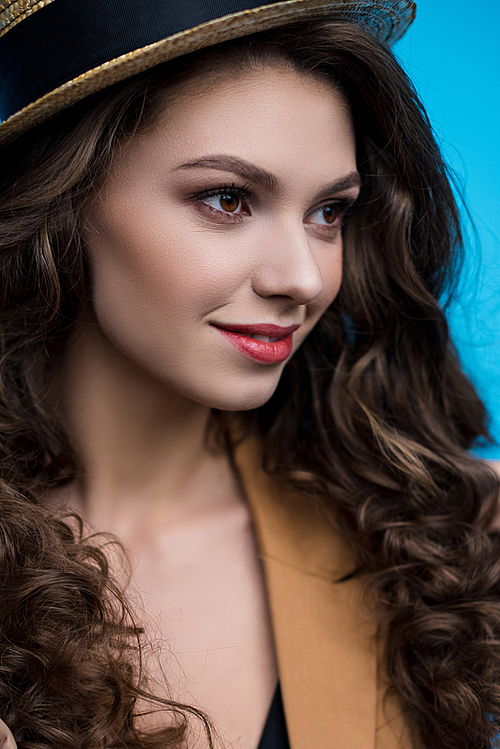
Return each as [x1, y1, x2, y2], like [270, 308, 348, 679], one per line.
[0, 0, 53, 36]
[0, 0, 416, 146]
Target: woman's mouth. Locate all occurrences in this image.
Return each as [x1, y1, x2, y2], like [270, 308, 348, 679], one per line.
[212, 323, 300, 364]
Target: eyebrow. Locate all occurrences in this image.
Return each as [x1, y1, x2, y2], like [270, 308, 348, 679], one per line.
[175, 155, 361, 198]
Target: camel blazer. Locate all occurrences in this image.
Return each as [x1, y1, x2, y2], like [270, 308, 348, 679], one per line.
[234, 436, 419, 749]
[0, 436, 420, 749]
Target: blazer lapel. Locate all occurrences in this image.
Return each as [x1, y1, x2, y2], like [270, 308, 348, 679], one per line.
[234, 436, 414, 749]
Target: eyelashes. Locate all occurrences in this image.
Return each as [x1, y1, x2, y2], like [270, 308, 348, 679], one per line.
[306, 198, 357, 230]
[188, 182, 358, 232]
[191, 183, 253, 222]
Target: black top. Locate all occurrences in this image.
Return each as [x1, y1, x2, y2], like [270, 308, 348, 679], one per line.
[257, 683, 290, 749]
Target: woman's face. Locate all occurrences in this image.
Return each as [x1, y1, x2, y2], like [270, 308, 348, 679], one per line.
[83, 64, 359, 411]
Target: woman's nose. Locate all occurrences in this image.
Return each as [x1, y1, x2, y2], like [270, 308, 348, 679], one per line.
[251, 222, 324, 305]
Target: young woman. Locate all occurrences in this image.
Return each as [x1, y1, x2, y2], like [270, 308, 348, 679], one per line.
[0, 2, 499, 748]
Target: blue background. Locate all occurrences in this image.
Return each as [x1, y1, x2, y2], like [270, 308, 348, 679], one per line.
[394, 0, 500, 458]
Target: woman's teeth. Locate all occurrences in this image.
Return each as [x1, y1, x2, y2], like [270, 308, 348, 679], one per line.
[249, 334, 280, 342]
[224, 328, 283, 342]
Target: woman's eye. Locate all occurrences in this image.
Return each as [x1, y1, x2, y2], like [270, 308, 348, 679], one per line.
[309, 204, 342, 226]
[202, 193, 244, 214]
[190, 185, 252, 223]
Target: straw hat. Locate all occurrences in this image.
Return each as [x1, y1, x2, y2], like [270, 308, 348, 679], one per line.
[0, 0, 416, 146]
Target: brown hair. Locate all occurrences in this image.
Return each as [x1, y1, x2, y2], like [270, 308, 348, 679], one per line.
[0, 19, 499, 749]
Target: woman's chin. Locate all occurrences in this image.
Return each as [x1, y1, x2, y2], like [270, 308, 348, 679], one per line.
[190, 377, 283, 412]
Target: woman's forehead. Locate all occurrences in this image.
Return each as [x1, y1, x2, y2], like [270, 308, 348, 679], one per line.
[118, 65, 357, 188]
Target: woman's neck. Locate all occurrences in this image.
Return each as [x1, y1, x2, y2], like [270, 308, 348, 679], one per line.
[52, 319, 240, 531]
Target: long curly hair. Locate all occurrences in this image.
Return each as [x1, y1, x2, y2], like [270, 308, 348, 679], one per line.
[1, 19, 499, 749]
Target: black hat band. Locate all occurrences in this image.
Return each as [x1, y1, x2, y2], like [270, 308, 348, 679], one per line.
[0, 0, 279, 121]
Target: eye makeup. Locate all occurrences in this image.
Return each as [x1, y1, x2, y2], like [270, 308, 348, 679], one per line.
[186, 179, 358, 236]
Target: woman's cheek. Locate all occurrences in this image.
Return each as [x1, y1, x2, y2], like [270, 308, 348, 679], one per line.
[311, 243, 343, 319]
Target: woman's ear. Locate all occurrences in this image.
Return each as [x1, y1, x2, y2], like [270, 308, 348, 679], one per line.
[0, 720, 16, 749]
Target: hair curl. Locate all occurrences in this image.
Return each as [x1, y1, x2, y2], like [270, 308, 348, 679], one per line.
[0, 19, 499, 749]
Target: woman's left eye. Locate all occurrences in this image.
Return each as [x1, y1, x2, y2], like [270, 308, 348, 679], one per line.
[308, 203, 344, 226]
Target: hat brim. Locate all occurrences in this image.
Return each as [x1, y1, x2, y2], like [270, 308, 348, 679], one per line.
[0, 0, 415, 146]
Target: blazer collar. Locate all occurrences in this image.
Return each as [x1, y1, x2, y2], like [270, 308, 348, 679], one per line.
[233, 435, 414, 749]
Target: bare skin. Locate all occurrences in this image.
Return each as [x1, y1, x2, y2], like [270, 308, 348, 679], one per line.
[0, 720, 16, 749]
[54, 327, 278, 746]
[52, 64, 359, 748]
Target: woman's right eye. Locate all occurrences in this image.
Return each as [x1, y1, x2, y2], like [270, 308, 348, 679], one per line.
[202, 192, 245, 214]
[191, 184, 253, 222]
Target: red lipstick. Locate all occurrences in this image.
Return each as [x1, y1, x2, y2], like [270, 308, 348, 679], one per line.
[213, 323, 300, 364]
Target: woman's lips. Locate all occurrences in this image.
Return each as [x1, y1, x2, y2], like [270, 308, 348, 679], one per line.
[213, 323, 300, 364]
